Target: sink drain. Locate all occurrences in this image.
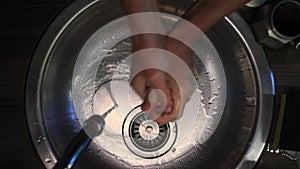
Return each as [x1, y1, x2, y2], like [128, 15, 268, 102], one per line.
[122, 107, 177, 158]
[130, 114, 168, 151]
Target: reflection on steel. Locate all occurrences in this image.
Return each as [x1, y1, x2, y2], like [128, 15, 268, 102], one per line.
[53, 115, 105, 169]
[246, 0, 267, 7]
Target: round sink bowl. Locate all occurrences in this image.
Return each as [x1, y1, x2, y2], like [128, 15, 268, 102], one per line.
[26, 0, 274, 168]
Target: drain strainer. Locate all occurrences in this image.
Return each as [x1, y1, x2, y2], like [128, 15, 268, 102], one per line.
[122, 107, 177, 158]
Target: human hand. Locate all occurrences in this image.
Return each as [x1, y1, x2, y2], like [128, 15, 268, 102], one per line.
[130, 34, 195, 124]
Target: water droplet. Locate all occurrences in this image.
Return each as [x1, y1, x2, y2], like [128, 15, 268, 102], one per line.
[204, 113, 211, 119]
[275, 149, 280, 153]
[213, 112, 218, 116]
[45, 158, 52, 163]
[206, 129, 213, 134]
[201, 99, 205, 104]
[240, 67, 251, 72]
[208, 96, 217, 104]
[197, 88, 203, 95]
[239, 58, 246, 64]
[172, 148, 176, 152]
[209, 77, 215, 81]
[34, 122, 38, 125]
[173, 126, 177, 132]
[281, 152, 297, 160]
[245, 97, 256, 107]
[36, 139, 41, 144]
[212, 106, 217, 110]
[213, 91, 219, 96]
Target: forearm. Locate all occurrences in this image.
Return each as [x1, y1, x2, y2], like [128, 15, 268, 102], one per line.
[121, 0, 159, 13]
[121, 0, 165, 49]
[169, 0, 250, 43]
[184, 0, 250, 30]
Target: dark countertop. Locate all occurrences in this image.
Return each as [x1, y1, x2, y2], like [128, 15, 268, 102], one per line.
[0, 1, 71, 168]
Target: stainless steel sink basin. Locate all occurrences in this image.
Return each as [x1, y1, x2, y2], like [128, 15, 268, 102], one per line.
[26, 0, 274, 168]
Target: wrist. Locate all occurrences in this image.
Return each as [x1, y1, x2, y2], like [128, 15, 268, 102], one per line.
[132, 34, 165, 50]
[165, 37, 193, 69]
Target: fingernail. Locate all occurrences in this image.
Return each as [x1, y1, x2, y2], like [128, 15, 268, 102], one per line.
[165, 103, 172, 113]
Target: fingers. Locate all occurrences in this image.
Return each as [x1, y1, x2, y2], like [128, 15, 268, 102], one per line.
[155, 76, 182, 124]
[130, 70, 170, 114]
[130, 72, 152, 111]
[130, 69, 193, 124]
[130, 72, 148, 97]
[154, 74, 194, 124]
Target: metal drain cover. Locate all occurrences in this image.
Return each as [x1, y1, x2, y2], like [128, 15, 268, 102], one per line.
[122, 107, 177, 158]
